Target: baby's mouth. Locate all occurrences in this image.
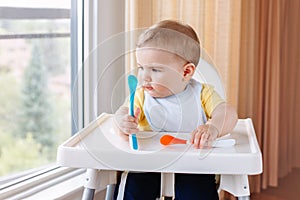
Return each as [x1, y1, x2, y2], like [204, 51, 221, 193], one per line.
[143, 85, 153, 91]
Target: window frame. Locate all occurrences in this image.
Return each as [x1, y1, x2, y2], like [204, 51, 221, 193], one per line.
[0, 1, 76, 195]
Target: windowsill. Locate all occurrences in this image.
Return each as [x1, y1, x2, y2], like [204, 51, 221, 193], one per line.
[23, 171, 85, 200]
[0, 166, 107, 200]
[0, 164, 55, 186]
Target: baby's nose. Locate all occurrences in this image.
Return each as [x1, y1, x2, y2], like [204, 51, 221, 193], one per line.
[141, 72, 151, 82]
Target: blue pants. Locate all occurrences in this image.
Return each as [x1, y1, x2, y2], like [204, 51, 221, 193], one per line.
[114, 172, 218, 200]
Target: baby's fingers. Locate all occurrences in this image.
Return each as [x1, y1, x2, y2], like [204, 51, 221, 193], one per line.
[190, 129, 197, 144]
[134, 107, 140, 117]
[121, 126, 139, 135]
[116, 123, 139, 141]
[200, 133, 209, 147]
[117, 130, 129, 141]
[120, 116, 139, 130]
[200, 133, 214, 148]
[191, 129, 204, 149]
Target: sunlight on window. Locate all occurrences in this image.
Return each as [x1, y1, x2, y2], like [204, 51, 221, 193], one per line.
[0, 1, 71, 177]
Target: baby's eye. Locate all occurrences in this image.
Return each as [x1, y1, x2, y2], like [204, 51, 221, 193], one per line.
[138, 66, 144, 71]
[152, 68, 161, 72]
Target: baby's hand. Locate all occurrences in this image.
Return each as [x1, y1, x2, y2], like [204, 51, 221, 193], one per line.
[113, 106, 140, 140]
[190, 123, 219, 149]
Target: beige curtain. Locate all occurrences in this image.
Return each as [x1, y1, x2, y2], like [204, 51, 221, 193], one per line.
[239, 0, 300, 191]
[278, 0, 300, 175]
[125, 0, 300, 196]
[239, 0, 281, 193]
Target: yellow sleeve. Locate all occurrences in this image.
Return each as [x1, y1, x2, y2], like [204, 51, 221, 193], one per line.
[201, 84, 225, 118]
[131, 87, 151, 131]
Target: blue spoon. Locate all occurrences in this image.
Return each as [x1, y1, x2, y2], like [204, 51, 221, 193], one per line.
[128, 75, 138, 150]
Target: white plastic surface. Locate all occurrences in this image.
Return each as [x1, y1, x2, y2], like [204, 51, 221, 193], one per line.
[57, 114, 262, 174]
[57, 113, 262, 196]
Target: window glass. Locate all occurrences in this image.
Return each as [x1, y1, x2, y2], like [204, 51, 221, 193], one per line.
[0, 1, 71, 177]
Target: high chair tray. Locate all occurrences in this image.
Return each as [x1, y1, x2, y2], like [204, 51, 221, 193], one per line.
[57, 113, 262, 175]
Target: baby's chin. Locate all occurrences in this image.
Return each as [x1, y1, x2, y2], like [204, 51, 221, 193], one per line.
[145, 90, 173, 98]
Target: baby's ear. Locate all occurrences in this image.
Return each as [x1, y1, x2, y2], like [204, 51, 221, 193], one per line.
[183, 63, 195, 80]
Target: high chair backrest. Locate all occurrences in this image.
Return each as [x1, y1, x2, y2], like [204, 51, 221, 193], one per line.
[193, 58, 226, 100]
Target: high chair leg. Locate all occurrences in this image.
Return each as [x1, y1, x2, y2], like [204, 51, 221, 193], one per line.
[105, 184, 116, 200]
[82, 169, 116, 200]
[82, 169, 101, 200]
[160, 173, 175, 199]
[82, 188, 95, 200]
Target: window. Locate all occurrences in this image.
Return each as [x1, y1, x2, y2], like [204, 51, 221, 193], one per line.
[0, 1, 126, 198]
[0, 1, 71, 179]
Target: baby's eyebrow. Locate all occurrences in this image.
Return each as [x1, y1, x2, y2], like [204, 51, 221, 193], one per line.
[137, 63, 166, 68]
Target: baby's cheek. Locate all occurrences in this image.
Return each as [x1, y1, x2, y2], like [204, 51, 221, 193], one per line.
[162, 87, 176, 97]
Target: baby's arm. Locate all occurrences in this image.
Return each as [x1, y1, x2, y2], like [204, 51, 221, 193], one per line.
[113, 106, 140, 141]
[191, 102, 238, 148]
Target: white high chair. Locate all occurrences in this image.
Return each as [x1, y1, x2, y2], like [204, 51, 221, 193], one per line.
[57, 59, 262, 200]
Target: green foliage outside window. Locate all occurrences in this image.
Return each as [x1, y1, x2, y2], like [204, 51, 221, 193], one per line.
[0, 37, 70, 176]
[18, 43, 55, 150]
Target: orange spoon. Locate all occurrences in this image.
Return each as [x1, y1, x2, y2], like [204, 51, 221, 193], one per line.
[160, 135, 189, 145]
[160, 134, 236, 147]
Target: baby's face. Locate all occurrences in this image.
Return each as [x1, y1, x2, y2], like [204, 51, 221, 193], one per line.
[136, 48, 188, 98]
